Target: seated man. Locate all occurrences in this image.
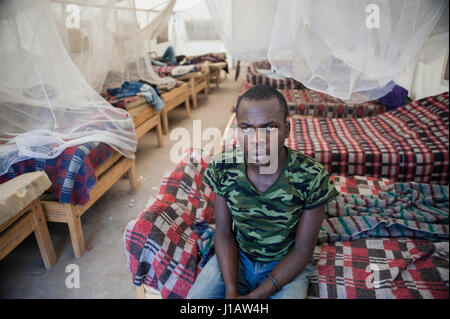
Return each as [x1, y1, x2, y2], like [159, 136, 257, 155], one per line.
[187, 85, 339, 299]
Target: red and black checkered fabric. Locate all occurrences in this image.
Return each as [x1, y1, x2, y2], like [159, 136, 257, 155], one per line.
[237, 81, 386, 118]
[101, 92, 140, 109]
[246, 61, 305, 90]
[287, 92, 449, 184]
[283, 89, 386, 118]
[308, 238, 449, 299]
[124, 149, 214, 299]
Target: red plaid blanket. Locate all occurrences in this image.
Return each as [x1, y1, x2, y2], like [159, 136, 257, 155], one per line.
[124, 149, 214, 298]
[246, 61, 305, 90]
[283, 88, 385, 118]
[237, 82, 386, 118]
[287, 92, 449, 184]
[124, 144, 448, 299]
[0, 142, 114, 205]
[308, 238, 449, 299]
[101, 93, 140, 110]
[331, 175, 391, 196]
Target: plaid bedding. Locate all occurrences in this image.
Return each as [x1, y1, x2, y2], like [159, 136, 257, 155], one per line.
[101, 93, 140, 110]
[284, 88, 386, 118]
[308, 238, 449, 299]
[237, 82, 386, 118]
[246, 61, 305, 90]
[287, 92, 449, 184]
[309, 180, 449, 298]
[0, 142, 114, 205]
[152, 64, 202, 78]
[331, 175, 391, 196]
[320, 182, 449, 244]
[123, 144, 449, 298]
[124, 149, 214, 299]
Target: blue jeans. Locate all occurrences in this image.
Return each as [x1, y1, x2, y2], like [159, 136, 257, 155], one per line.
[161, 46, 177, 65]
[186, 251, 314, 299]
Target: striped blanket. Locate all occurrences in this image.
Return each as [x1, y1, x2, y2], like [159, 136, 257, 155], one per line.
[287, 92, 449, 184]
[0, 142, 114, 205]
[320, 182, 449, 244]
[246, 61, 305, 90]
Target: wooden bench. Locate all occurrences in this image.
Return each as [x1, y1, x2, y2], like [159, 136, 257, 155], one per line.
[0, 172, 57, 269]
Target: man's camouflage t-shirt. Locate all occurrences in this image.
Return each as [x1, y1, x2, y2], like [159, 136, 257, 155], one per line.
[204, 146, 339, 262]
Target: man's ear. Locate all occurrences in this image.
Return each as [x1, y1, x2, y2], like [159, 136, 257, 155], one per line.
[285, 120, 290, 139]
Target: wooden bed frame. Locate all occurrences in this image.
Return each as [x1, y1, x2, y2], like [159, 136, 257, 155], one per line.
[41, 152, 137, 259]
[160, 82, 191, 135]
[208, 62, 227, 88]
[177, 73, 209, 109]
[123, 96, 163, 144]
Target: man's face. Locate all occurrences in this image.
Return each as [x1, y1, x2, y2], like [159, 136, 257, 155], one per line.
[236, 97, 289, 168]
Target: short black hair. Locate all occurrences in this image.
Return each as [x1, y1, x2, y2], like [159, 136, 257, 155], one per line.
[236, 85, 288, 120]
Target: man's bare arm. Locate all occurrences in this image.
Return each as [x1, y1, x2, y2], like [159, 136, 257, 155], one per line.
[243, 205, 325, 299]
[213, 194, 241, 298]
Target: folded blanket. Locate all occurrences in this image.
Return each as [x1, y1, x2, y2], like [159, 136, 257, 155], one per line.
[320, 182, 449, 244]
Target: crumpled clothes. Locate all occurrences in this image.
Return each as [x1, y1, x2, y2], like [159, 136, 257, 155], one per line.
[157, 77, 183, 93]
[379, 83, 408, 110]
[171, 65, 197, 77]
[107, 81, 164, 111]
[194, 220, 215, 268]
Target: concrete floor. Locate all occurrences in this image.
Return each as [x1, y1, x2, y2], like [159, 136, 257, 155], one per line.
[0, 68, 244, 298]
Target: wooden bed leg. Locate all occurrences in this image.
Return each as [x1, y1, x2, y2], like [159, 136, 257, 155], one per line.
[161, 109, 169, 135]
[64, 204, 85, 259]
[190, 78, 198, 108]
[32, 200, 57, 269]
[128, 160, 139, 192]
[136, 285, 146, 299]
[156, 117, 163, 147]
[184, 95, 191, 117]
[215, 70, 220, 88]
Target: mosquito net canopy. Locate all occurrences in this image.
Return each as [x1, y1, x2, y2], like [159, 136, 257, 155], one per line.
[0, 0, 138, 175]
[51, 0, 177, 92]
[206, 0, 449, 102]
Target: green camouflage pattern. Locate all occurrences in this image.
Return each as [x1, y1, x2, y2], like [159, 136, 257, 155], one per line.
[204, 146, 339, 262]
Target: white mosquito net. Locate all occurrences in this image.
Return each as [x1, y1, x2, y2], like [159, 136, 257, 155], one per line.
[0, 0, 137, 175]
[206, 0, 449, 102]
[51, 0, 177, 92]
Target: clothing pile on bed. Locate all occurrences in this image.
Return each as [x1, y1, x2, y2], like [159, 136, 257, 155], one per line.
[102, 80, 165, 111]
[181, 53, 229, 74]
[124, 149, 449, 299]
[152, 64, 203, 78]
[0, 142, 114, 205]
